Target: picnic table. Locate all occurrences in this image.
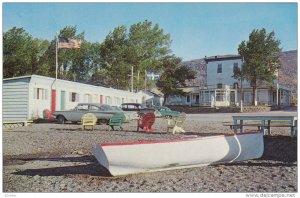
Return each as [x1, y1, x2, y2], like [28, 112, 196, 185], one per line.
[231, 115, 297, 137]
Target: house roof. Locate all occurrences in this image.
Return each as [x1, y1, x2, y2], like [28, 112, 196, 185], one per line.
[204, 55, 242, 63]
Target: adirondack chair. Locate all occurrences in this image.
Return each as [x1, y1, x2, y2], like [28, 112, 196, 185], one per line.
[137, 112, 156, 132]
[81, 113, 97, 130]
[108, 113, 126, 131]
[167, 113, 186, 134]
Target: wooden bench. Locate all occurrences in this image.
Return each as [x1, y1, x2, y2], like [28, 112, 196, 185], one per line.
[167, 113, 186, 134]
[81, 113, 97, 130]
[137, 112, 156, 132]
[108, 113, 125, 131]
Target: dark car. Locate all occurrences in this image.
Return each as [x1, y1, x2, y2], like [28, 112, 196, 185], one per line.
[120, 103, 157, 117]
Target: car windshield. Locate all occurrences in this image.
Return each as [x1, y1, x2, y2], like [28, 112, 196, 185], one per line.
[100, 104, 113, 111]
[111, 106, 123, 111]
[76, 104, 89, 111]
[140, 104, 147, 109]
[163, 107, 171, 111]
[90, 105, 101, 111]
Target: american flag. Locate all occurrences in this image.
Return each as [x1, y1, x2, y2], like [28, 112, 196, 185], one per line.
[58, 37, 81, 49]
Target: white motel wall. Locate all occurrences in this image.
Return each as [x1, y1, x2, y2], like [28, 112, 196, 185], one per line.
[3, 75, 152, 122]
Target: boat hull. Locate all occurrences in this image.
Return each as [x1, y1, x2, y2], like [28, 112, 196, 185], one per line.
[92, 132, 264, 176]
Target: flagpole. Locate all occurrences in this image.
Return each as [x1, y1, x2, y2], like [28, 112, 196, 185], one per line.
[55, 33, 58, 80]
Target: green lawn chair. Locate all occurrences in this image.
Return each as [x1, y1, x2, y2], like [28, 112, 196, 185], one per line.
[108, 113, 126, 131]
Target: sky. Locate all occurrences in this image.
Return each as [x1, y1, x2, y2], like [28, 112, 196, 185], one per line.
[2, 2, 298, 61]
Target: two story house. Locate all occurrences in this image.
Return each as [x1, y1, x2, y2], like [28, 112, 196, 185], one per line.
[165, 54, 292, 107]
[202, 55, 291, 107]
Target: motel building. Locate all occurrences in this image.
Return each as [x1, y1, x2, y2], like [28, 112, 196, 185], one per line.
[165, 55, 292, 107]
[3, 75, 152, 122]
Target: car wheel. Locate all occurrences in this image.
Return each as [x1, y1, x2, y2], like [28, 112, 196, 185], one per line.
[57, 115, 66, 124]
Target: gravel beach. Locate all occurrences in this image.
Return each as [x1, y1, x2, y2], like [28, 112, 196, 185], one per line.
[3, 109, 297, 193]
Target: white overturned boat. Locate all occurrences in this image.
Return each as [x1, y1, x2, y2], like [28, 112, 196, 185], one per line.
[92, 131, 264, 176]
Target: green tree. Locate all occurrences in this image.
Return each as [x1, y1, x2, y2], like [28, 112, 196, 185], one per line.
[238, 28, 281, 106]
[3, 27, 49, 78]
[98, 25, 130, 89]
[156, 55, 196, 105]
[43, 26, 100, 81]
[99, 21, 172, 90]
[32, 38, 51, 76]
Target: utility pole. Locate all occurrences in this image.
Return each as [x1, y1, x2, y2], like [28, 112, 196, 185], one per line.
[131, 66, 133, 92]
[136, 70, 140, 92]
[240, 78, 243, 112]
[276, 82, 279, 106]
[144, 70, 147, 92]
[240, 57, 244, 113]
[55, 34, 58, 80]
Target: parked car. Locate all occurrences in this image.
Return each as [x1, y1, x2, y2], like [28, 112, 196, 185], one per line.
[120, 103, 158, 117]
[150, 106, 180, 118]
[52, 103, 127, 124]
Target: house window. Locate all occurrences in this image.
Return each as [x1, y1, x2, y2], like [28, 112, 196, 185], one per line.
[34, 88, 48, 100]
[216, 90, 226, 101]
[217, 83, 223, 89]
[217, 64, 222, 73]
[187, 95, 190, 103]
[196, 95, 199, 103]
[69, 92, 79, 102]
[233, 63, 239, 72]
[233, 82, 239, 89]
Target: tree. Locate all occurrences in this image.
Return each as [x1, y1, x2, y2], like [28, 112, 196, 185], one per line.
[98, 25, 131, 88]
[238, 28, 281, 106]
[99, 21, 172, 90]
[43, 26, 100, 81]
[156, 55, 196, 105]
[3, 27, 49, 78]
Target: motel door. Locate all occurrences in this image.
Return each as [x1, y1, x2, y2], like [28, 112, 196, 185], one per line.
[61, 91, 66, 110]
[100, 95, 103, 105]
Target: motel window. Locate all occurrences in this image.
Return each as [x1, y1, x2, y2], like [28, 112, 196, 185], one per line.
[217, 64, 222, 73]
[84, 94, 92, 103]
[105, 96, 111, 104]
[34, 88, 48, 100]
[69, 92, 79, 102]
[115, 97, 121, 105]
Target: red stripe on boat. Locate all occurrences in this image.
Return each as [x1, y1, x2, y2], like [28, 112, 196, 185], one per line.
[100, 131, 260, 147]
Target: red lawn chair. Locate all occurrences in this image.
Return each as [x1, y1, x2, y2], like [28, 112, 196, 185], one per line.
[137, 112, 155, 132]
